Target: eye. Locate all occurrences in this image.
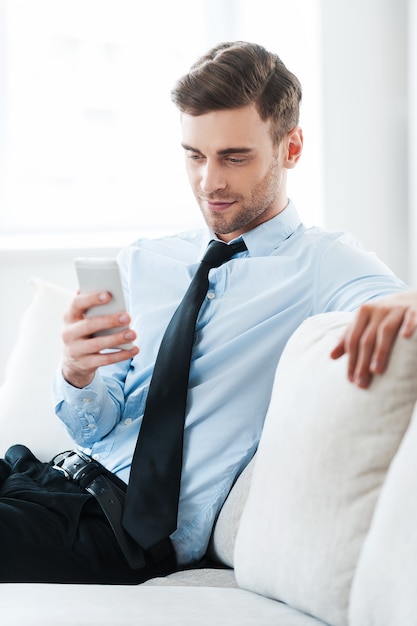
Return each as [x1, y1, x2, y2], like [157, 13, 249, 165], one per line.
[226, 156, 247, 164]
[187, 152, 204, 161]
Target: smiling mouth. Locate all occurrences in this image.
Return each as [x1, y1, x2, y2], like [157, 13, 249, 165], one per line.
[203, 199, 236, 211]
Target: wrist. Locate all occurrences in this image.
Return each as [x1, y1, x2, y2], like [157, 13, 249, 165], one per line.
[62, 368, 95, 389]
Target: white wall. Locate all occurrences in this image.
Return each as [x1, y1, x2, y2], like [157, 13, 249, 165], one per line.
[320, 0, 410, 284]
[409, 0, 417, 286]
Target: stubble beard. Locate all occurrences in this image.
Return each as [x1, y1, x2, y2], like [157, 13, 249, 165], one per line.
[198, 157, 282, 236]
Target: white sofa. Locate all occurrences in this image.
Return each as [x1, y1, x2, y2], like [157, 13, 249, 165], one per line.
[1, 278, 417, 625]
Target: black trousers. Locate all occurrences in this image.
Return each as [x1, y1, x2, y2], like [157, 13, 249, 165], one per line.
[0, 445, 177, 584]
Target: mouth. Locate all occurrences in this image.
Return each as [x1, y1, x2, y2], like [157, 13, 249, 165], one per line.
[201, 199, 236, 212]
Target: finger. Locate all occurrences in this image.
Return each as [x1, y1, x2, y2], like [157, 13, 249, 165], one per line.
[61, 317, 137, 388]
[80, 343, 139, 368]
[62, 343, 139, 388]
[343, 306, 373, 382]
[64, 292, 111, 323]
[63, 310, 132, 347]
[330, 337, 346, 360]
[369, 309, 405, 374]
[64, 322, 137, 357]
[83, 311, 132, 339]
[401, 308, 417, 338]
[351, 324, 378, 388]
[329, 314, 369, 363]
[85, 328, 137, 354]
[63, 326, 138, 364]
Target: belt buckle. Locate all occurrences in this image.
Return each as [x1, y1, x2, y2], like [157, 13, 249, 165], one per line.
[52, 464, 71, 479]
[74, 450, 93, 465]
[51, 450, 74, 479]
[70, 450, 97, 483]
[52, 450, 93, 481]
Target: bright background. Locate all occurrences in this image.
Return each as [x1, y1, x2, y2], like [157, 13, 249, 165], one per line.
[0, 0, 415, 382]
[0, 0, 323, 245]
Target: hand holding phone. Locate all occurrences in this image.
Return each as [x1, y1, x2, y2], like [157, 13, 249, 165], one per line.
[75, 257, 133, 350]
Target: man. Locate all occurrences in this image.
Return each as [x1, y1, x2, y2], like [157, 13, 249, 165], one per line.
[0, 41, 413, 584]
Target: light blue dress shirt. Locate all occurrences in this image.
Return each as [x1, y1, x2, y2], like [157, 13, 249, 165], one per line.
[53, 201, 408, 564]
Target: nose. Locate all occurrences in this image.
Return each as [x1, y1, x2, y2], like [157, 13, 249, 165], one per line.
[200, 160, 226, 194]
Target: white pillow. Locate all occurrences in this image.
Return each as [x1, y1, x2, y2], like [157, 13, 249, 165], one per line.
[208, 457, 254, 568]
[349, 400, 417, 626]
[234, 312, 417, 626]
[0, 278, 74, 459]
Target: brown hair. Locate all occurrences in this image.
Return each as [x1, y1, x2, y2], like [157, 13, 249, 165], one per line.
[171, 41, 302, 145]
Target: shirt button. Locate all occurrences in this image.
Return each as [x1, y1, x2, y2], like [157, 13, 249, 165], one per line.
[92, 453, 100, 461]
[87, 423, 95, 429]
[124, 418, 132, 425]
[207, 291, 215, 300]
[82, 397, 92, 403]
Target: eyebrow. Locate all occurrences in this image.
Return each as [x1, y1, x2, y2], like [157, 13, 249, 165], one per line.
[181, 144, 254, 156]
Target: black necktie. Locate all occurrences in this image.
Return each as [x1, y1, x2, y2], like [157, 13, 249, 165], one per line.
[122, 239, 247, 550]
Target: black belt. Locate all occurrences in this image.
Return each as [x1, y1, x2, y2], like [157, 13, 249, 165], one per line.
[51, 450, 174, 570]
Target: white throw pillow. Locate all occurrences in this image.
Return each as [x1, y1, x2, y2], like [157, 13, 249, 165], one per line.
[349, 400, 417, 626]
[0, 278, 74, 459]
[234, 312, 417, 626]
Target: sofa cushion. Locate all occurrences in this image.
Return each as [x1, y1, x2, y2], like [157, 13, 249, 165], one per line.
[143, 567, 238, 588]
[208, 457, 254, 568]
[0, 583, 327, 625]
[234, 312, 417, 626]
[349, 400, 417, 626]
[0, 278, 74, 459]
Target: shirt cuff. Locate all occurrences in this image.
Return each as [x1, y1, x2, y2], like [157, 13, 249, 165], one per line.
[53, 369, 105, 411]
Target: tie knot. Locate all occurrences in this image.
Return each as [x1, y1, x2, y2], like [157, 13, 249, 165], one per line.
[201, 240, 247, 269]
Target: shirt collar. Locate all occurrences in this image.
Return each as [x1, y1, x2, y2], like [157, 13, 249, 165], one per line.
[200, 199, 301, 258]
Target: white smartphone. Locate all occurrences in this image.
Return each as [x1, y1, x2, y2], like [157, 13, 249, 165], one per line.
[75, 257, 133, 350]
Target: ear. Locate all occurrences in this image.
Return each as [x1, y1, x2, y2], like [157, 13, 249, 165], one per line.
[284, 126, 303, 168]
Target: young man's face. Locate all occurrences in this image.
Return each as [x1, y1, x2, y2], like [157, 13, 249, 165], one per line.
[180, 104, 302, 242]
